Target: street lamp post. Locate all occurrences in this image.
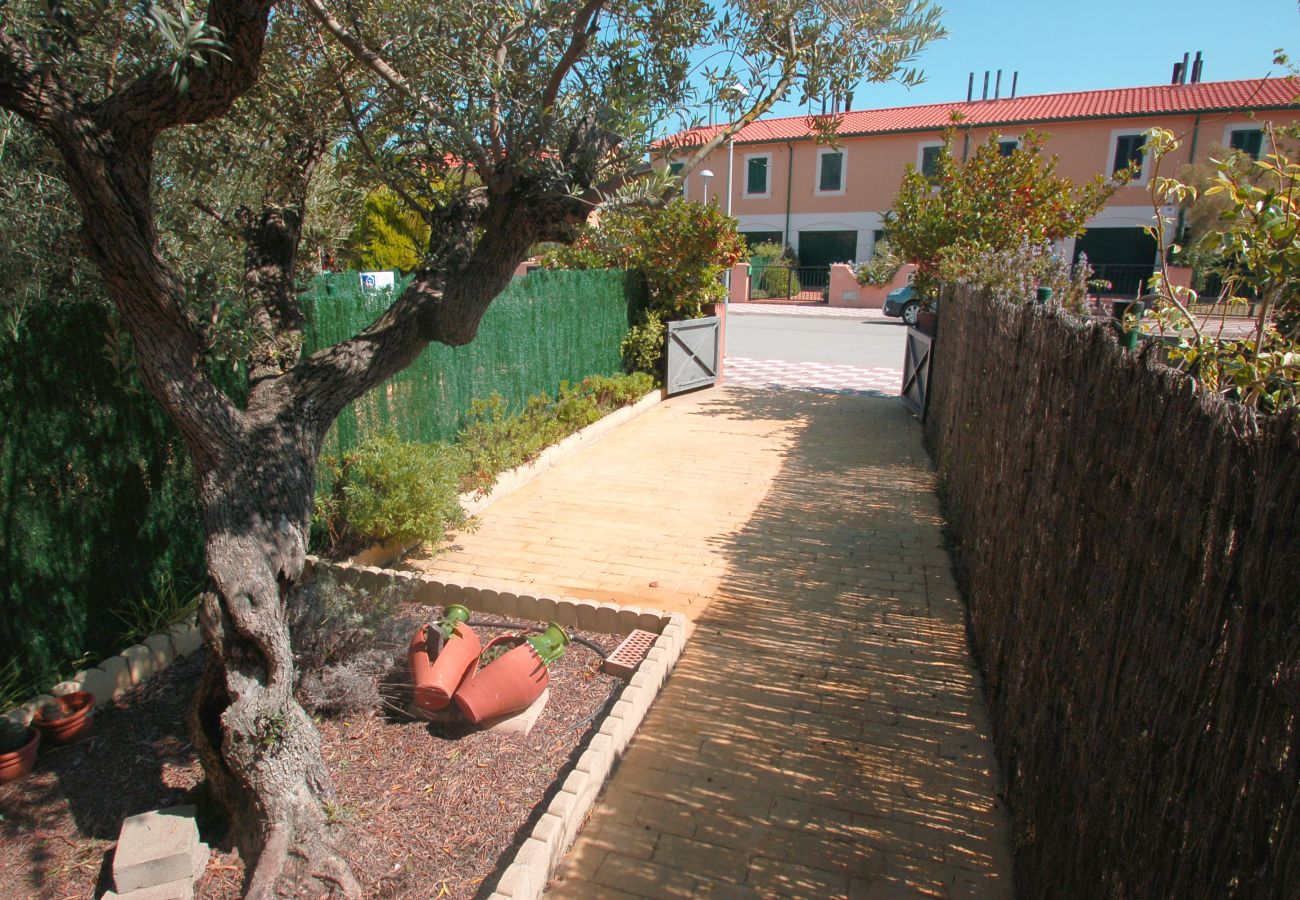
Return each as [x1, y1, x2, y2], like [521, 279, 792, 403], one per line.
[699, 168, 714, 205]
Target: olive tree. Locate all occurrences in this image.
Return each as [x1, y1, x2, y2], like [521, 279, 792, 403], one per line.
[0, 0, 943, 892]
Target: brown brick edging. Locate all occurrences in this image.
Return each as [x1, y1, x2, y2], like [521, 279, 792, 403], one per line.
[306, 557, 687, 900]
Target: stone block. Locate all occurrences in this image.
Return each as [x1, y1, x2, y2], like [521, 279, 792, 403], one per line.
[168, 622, 203, 657]
[530, 812, 566, 861]
[474, 586, 503, 616]
[637, 609, 667, 633]
[121, 644, 159, 686]
[569, 599, 600, 631]
[499, 589, 527, 618]
[413, 575, 443, 605]
[613, 605, 643, 635]
[546, 790, 577, 835]
[552, 598, 580, 627]
[75, 667, 116, 706]
[594, 602, 619, 635]
[513, 838, 550, 894]
[99, 656, 135, 698]
[575, 734, 615, 776]
[144, 634, 178, 672]
[532, 595, 558, 624]
[439, 578, 467, 605]
[113, 806, 203, 894]
[491, 862, 534, 900]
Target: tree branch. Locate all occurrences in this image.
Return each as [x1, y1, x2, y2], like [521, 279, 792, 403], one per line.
[0, 26, 76, 127]
[96, 0, 276, 143]
[332, 71, 432, 223]
[300, 0, 493, 175]
[539, 0, 606, 118]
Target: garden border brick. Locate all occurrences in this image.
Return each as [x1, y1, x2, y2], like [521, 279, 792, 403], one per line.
[305, 557, 688, 900]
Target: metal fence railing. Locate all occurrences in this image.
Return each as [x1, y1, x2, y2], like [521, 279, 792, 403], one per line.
[748, 265, 830, 301]
[1086, 263, 1154, 297]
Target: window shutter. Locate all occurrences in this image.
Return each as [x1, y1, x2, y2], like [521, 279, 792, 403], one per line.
[819, 152, 843, 191]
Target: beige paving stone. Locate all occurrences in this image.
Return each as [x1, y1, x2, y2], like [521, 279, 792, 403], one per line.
[404, 387, 1011, 897]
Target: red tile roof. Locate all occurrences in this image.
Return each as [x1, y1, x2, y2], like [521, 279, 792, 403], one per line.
[665, 78, 1299, 149]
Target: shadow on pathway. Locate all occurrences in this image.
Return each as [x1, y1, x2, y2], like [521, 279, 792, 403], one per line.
[550, 388, 1013, 898]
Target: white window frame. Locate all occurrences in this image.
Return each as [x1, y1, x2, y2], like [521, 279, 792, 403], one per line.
[996, 136, 1021, 157]
[917, 140, 945, 178]
[1108, 128, 1151, 185]
[814, 147, 846, 196]
[743, 152, 773, 199]
[1222, 121, 1268, 159]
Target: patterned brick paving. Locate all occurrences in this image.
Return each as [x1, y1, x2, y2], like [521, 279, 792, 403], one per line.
[410, 387, 1013, 898]
[724, 356, 902, 396]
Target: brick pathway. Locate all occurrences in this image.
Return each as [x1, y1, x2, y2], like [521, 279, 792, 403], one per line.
[409, 387, 1013, 897]
[724, 356, 902, 396]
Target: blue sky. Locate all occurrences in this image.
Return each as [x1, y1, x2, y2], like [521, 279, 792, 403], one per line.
[754, 0, 1298, 120]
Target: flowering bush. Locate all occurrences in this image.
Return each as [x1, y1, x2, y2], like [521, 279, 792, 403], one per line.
[937, 238, 1092, 314]
[886, 130, 1119, 301]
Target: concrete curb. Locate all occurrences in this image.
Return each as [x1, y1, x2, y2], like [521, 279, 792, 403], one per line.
[351, 390, 663, 568]
[462, 388, 663, 517]
[305, 557, 687, 900]
[3, 615, 203, 725]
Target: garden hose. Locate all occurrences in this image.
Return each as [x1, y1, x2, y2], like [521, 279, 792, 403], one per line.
[466, 619, 609, 659]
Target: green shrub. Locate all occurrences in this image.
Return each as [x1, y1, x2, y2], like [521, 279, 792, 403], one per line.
[457, 373, 654, 496]
[856, 239, 903, 287]
[620, 315, 666, 376]
[316, 434, 468, 554]
[313, 374, 653, 554]
[288, 570, 407, 715]
[749, 242, 802, 298]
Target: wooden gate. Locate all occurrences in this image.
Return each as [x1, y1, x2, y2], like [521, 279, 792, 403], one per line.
[901, 326, 933, 420]
[665, 316, 720, 396]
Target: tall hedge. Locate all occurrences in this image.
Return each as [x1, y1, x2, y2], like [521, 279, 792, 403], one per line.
[0, 301, 205, 689]
[0, 269, 642, 691]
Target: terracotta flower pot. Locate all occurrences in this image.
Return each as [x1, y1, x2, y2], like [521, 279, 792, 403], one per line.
[409, 620, 481, 713]
[34, 692, 95, 746]
[0, 728, 39, 784]
[453, 636, 550, 725]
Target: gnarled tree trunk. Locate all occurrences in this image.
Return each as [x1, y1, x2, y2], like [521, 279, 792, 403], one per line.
[184, 414, 359, 895]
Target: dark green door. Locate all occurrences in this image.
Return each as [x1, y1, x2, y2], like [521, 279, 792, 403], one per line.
[797, 230, 857, 267]
[1073, 227, 1157, 296]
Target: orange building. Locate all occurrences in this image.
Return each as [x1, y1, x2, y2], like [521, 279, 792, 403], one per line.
[665, 77, 1300, 295]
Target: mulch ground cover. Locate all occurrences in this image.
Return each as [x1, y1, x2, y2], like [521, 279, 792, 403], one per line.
[0, 605, 623, 899]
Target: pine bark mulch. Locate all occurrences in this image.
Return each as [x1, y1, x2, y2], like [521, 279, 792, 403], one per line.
[0, 608, 621, 899]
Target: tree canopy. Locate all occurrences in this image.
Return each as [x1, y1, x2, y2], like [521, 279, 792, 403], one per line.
[0, 0, 946, 892]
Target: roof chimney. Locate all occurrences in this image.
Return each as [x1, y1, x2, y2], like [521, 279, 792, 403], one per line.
[1011, 71, 1019, 99]
[1171, 61, 1183, 85]
[1191, 51, 1203, 83]
[981, 71, 989, 101]
[967, 72, 974, 102]
[1180, 51, 1190, 84]
[994, 69, 1002, 100]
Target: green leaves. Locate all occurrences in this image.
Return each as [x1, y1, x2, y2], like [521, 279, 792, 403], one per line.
[144, 2, 230, 94]
[886, 131, 1117, 300]
[1145, 124, 1300, 412]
